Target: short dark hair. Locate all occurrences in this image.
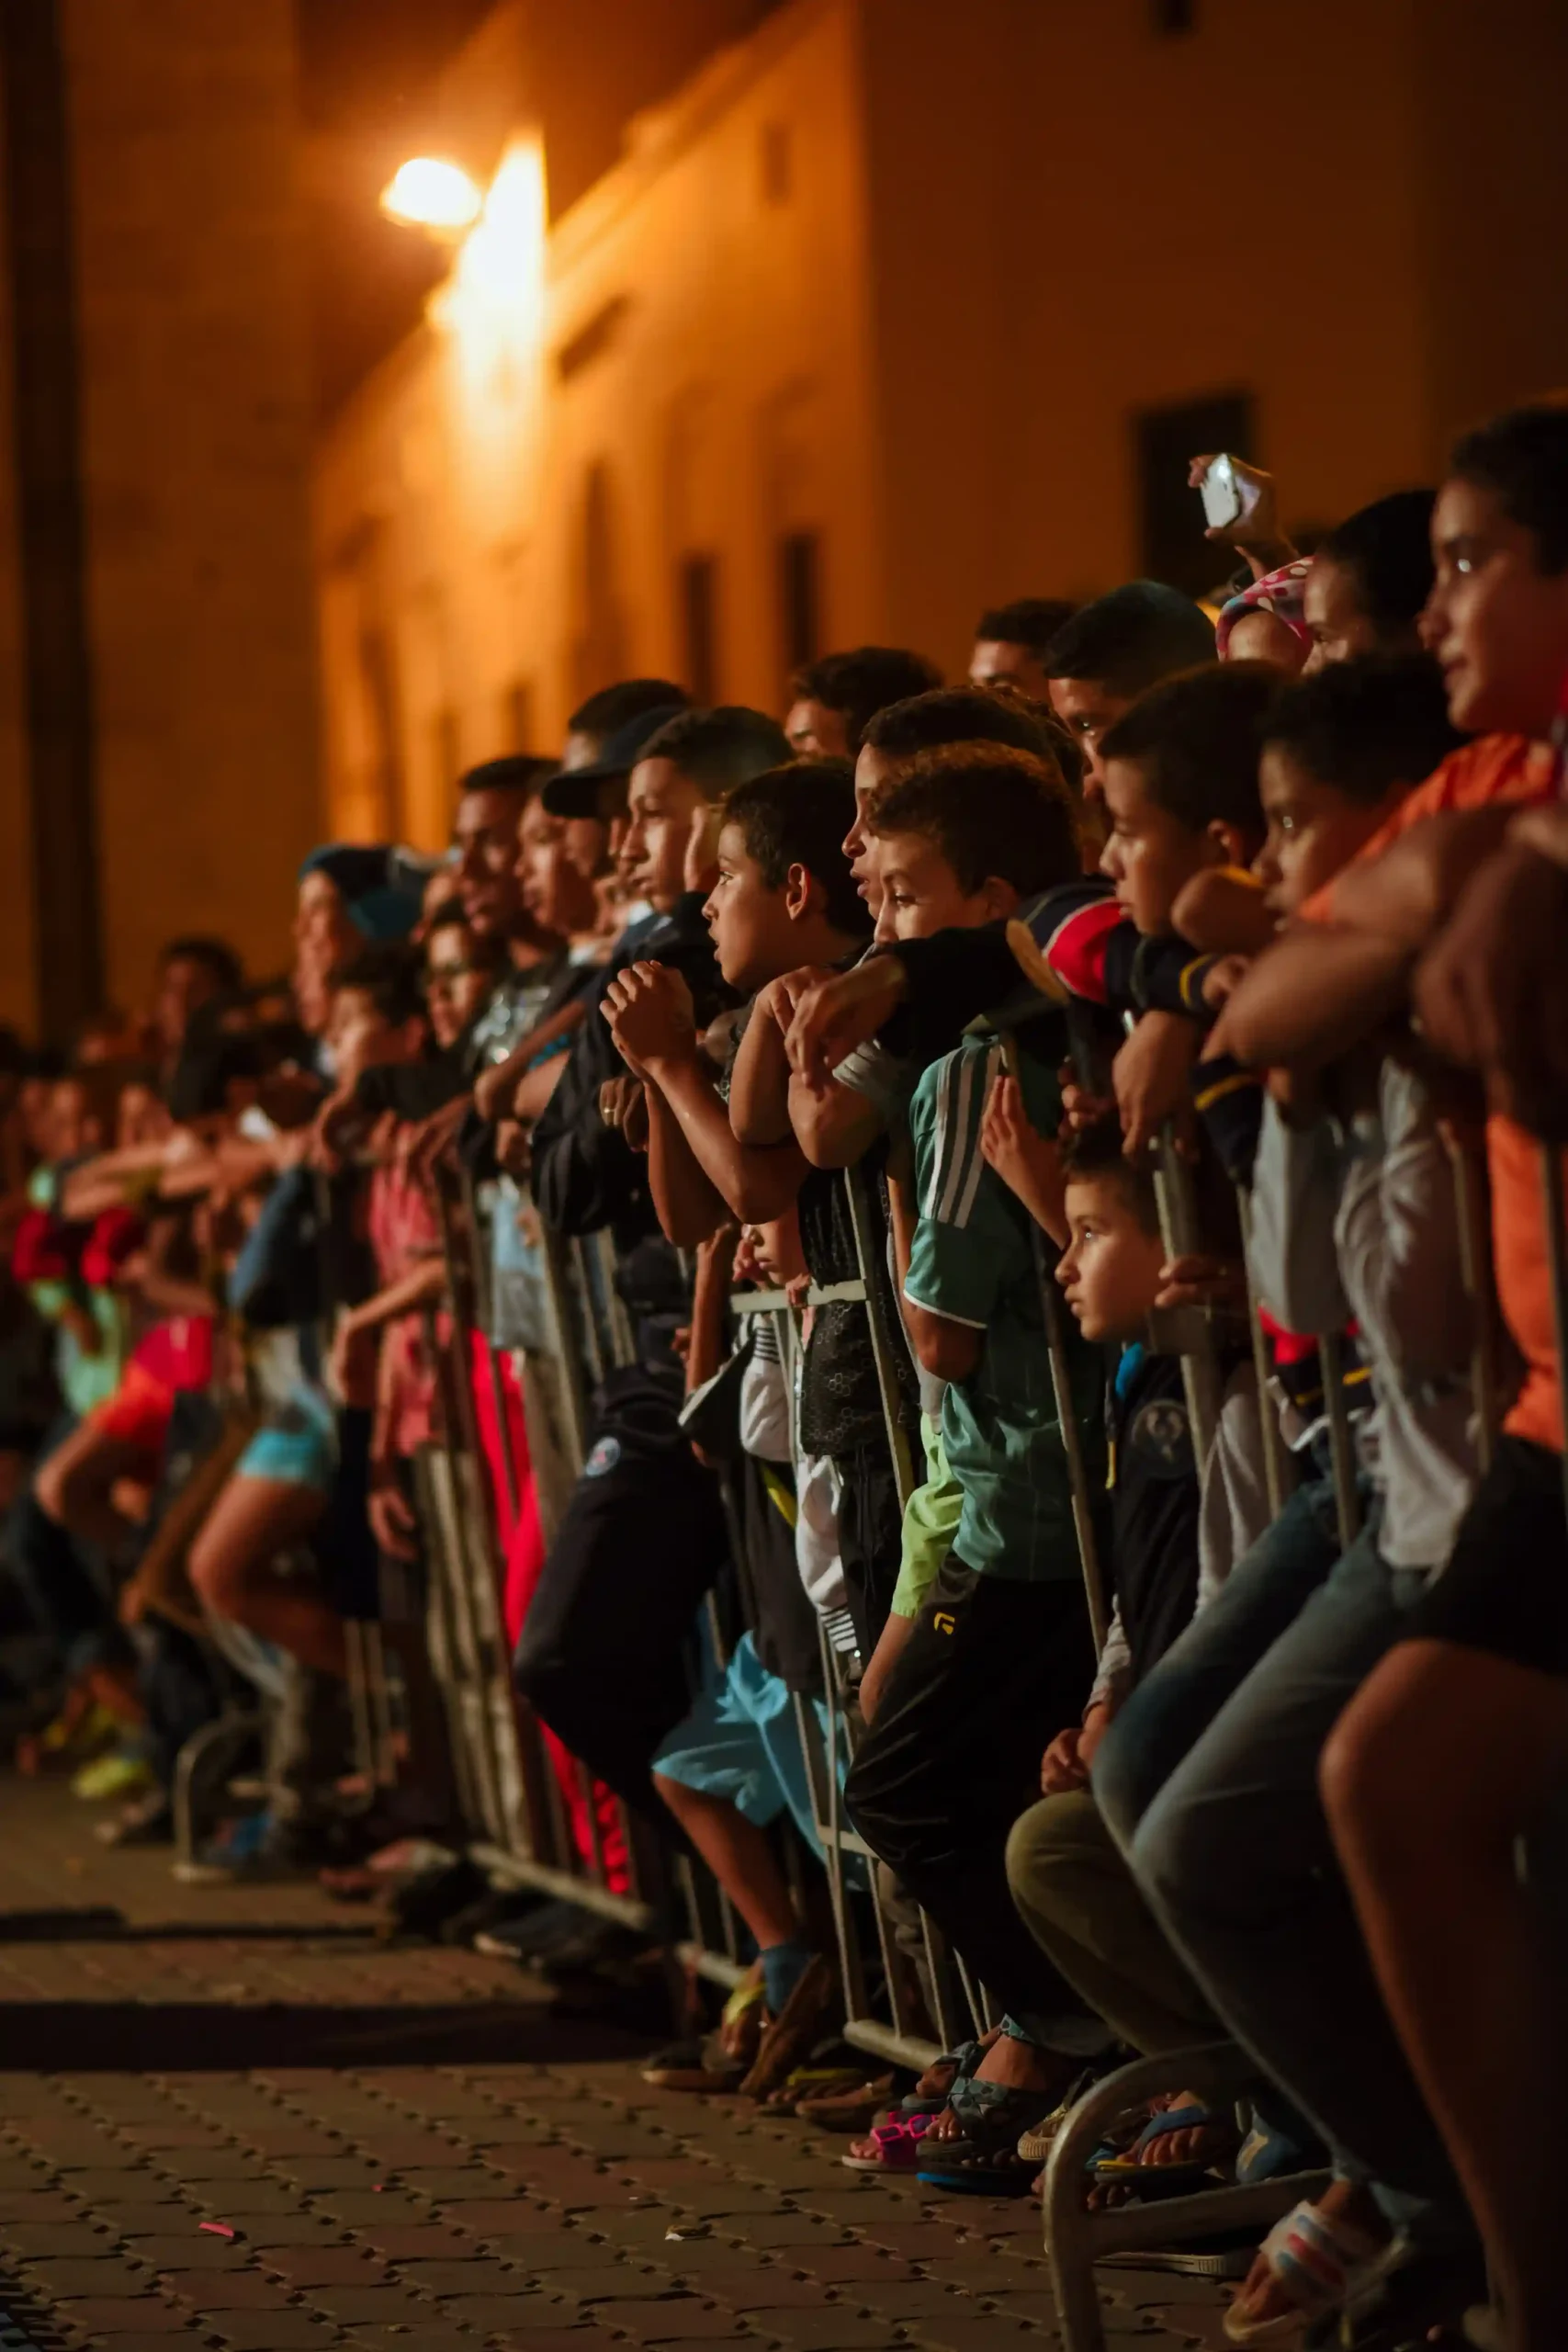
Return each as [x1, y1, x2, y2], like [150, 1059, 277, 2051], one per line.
[328, 943, 426, 1029]
[1100, 662, 1281, 844]
[718, 761, 870, 937]
[569, 678, 691, 741]
[867, 742, 1081, 899]
[1450, 399, 1568, 574]
[1061, 1113, 1159, 1234]
[159, 935, 243, 993]
[861, 684, 1050, 762]
[1263, 654, 1463, 806]
[1318, 490, 1437, 639]
[788, 647, 943, 753]
[975, 597, 1078, 653]
[457, 753, 556, 800]
[638, 705, 791, 798]
[1043, 582, 1216, 697]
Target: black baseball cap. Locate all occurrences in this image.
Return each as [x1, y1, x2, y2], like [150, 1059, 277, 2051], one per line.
[541, 703, 687, 819]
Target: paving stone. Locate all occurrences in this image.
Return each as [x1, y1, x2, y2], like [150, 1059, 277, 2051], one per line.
[387, 2165, 504, 2198]
[253, 2247, 393, 2285]
[86, 2201, 208, 2233]
[317, 2192, 433, 2224]
[647, 2243, 794, 2281]
[0, 2189, 89, 2222]
[901, 2322, 1044, 2352]
[236, 2216, 355, 2245]
[697, 2274, 840, 2311]
[126, 2234, 264, 2268]
[52, 2169, 164, 2199]
[388, 2256, 531, 2291]
[832, 2285, 972, 2321]
[424, 2199, 564, 2235]
[591, 2301, 750, 2342]
[185, 2178, 304, 2213]
[21, 2257, 156, 2296]
[299, 2285, 441, 2321]
[156, 2268, 300, 2307]
[728, 2220, 851, 2251]
[852, 2224, 975, 2263]
[2, 2224, 118, 2257]
[716, 2317, 897, 2348]
[209, 2315, 342, 2347]
[270, 2155, 389, 2189]
[86, 2336, 213, 2352]
[528, 2267, 681, 2302]
[344, 2332, 482, 2352]
[787, 2253, 923, 2286]
[483, 2334, 614, 2352]
[351, 2224, 481, 2258]
[54, 2301, 194, 2334]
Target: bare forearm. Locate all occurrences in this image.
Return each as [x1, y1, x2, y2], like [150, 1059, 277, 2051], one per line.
[1217, 926, 1412, 1071]
[649, 1055, 806, 1225]
[645, 1085, 729, 1249]
[344, 1256, 446, 1337]
[729, 1007, 794, 1146]
[789, 1073, 885, 1169]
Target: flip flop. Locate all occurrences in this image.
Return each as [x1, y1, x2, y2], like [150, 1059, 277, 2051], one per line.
[1221, 2198, 1393, 2346]
[795, 2072, 897, 2131]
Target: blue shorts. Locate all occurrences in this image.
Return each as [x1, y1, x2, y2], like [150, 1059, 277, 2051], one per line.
[236, 1380, 337, 1494]
[653, 1632, 835, 1858]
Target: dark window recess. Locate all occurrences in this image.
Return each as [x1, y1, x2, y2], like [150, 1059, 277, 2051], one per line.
[503, 677, 533, 753]
[680, 553, 718, 705]
[761, 119, 792, 204]
[1136, 391, 1254, 601]
[778, 530, 820, 679]
[434, 706, 460, 792]
[1152, 0, 1196, 30]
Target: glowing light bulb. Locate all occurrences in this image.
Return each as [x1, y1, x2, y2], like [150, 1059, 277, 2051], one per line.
[380, 158, 483, 235]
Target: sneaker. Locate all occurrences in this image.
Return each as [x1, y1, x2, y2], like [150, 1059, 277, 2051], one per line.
[173, 1810, 274, 1884]
[72, 1747, 155, 1804]
[173, 1813, 340, 1885]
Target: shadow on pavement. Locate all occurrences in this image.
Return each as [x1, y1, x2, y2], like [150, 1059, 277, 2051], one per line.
[0, 1995, 649, 2069]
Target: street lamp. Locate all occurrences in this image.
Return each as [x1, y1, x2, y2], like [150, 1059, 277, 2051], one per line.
[379, 157, 483, 237]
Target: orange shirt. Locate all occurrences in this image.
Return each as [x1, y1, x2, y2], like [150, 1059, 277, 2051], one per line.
[1308, 732, 1564, 1452]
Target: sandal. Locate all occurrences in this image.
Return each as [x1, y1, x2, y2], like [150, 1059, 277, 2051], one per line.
[1223, 2199, 1392, 2346]
[642, 1975, 765, 2089]
[916, 2084, 1063, 2196]
[1093, 2100, 1240, 2199]
[796, 2072, 897, 2132]
[739, 1954, 838, 2100]
[761, 2065, 869, 2115]
[842, 2111, 942, 2171]
[893, 2034, 989, 2118]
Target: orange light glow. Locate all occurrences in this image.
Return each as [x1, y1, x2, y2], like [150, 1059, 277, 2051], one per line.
[379, 157, 483, 235]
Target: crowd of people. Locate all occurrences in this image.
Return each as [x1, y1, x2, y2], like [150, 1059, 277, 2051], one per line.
[4, 397, 1568, 2352]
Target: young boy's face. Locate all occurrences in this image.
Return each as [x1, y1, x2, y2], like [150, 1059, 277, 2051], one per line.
[847, 743, 896, 914]
[325, 986, 422, 1093]
[784, 697, 849, 758]
[1046, 676, 1130, 806]
[423, 923, 494, 1051]
[871, 828, 1008, 940]
[1427, 475, 1568, 737]
[1100, 755, 1228, 935]
[623, 757, 708, 913]
[1253, 743, 1404, 919]
[1057, 1170, 1165, 1345]
[516, 795, 599, 939]
[703, 821, 793, 992]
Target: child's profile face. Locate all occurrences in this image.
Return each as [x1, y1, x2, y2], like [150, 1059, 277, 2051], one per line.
[702, 822, 790, 992]
[1254, 743, 1401, 919]
[847, 744, 895, 915]
[1046, 675, 1130, 810]
[324, 986, 417, 1093]
[1427, 475, 1568, 737]
[872, 829, 1010, 940]
[1057, 1172, 1165, 1345]
[1302, 553, 1384, 674]
[515, 795, 599, 938]
[623, 757, 706, 912]
[423, 923, 494, 1050]
[1100, 756, 1224, 936]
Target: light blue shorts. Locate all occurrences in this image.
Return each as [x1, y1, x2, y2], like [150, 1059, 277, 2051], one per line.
[236, 1379, 337, 1494]
[653, 1631, 834, 1858]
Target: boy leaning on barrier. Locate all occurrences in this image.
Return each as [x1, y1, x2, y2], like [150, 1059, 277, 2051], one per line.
[837, 743, 1120, 2191]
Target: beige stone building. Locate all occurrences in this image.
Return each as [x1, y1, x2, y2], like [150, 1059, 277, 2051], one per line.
[0, 0, 321, 1036]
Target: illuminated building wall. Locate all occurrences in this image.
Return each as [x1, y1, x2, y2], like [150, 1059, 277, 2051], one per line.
[0, 0, 321, 1034]
[314, 0, 1568, 846]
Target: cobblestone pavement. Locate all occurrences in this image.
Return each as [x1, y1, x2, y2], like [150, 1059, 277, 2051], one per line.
[0, 1777, 1230, 2352]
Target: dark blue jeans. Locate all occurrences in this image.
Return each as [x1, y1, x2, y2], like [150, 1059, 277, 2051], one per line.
[1095, 1490, 1463, 2235]
[5, 1414, 120, 1680]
